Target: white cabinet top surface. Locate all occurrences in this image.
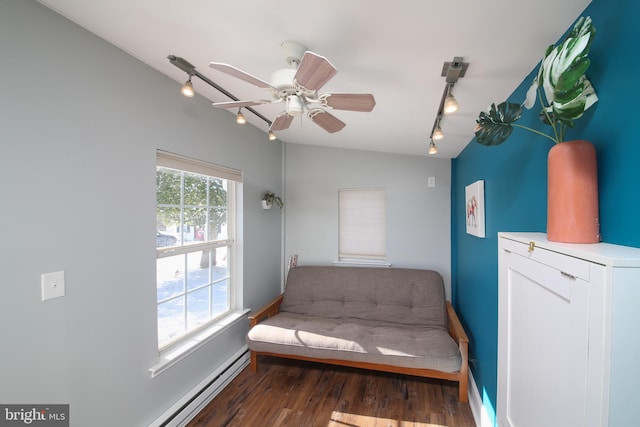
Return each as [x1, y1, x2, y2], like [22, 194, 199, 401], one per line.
[499, 232, 640, 268]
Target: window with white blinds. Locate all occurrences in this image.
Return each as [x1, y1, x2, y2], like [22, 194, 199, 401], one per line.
[338, 188, 386, 260]
[155, 150, 241, 350]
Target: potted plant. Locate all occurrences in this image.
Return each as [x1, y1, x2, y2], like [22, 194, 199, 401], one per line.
[474, 16, 600, 243]
[262, 191, 284, 209]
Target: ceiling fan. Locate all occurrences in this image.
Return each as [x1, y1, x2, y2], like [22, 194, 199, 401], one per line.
[208, 40, 376, 134]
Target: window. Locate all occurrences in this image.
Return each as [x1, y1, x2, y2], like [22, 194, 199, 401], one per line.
[338, 188, 386, 261]
[156, 150, 241, 350]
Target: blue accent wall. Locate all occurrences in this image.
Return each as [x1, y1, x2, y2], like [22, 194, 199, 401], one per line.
[452, 0, 640, 422]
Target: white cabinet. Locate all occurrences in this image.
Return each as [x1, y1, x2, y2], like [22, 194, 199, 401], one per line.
[497, 232, 640, 427]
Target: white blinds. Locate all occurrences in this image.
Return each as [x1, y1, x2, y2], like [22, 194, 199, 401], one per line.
[156, 150, 242, 182]
[338, 188, 386, 260]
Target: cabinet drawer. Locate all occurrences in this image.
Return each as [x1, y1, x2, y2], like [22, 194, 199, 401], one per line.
[501, 236, 591, 282]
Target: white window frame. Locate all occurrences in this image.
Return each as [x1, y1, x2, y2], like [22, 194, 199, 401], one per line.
[337, 188, 387, 265]
[150, 150, 245, 377]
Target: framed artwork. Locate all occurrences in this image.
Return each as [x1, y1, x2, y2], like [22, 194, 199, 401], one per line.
[465, 180, 485, 238]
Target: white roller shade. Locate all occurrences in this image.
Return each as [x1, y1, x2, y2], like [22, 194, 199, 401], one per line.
[339, 188, 386, 260]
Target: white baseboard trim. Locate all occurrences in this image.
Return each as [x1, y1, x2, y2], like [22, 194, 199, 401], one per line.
[468, 369, 493, 427]
[149, 346, 250, 427]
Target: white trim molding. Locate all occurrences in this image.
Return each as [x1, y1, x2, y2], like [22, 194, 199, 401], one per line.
[149, 346, 250, 427]
[149, 309, 250, 378]
[468, 369, 494, 427]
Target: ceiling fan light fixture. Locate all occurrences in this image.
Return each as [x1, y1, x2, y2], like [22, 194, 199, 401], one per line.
[236, 109, 246, 124]
[180, 76, 195, 98]
[268, 131, 277, 141]
[428, 140, 438, 155]
[285, 95, 304, 115]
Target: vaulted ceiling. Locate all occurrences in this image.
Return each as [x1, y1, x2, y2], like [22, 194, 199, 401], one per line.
[39, 0, 591, 158]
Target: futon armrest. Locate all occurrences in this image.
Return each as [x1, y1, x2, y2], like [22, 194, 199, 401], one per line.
[446, 301, 470, 402]
[248, 294, 285, 327]
[446, 301, 469, 344]
[446, 301, 469, 375]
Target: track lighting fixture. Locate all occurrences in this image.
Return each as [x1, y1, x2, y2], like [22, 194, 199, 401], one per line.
[427, 56, 468, 155]
[268, 131, 277, 141]
[180, 75, 195, 98]
[168, 55, 274, 137]
[236, 108, 246, 124]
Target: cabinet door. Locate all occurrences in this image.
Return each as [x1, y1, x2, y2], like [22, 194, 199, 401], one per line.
[498, 239, 590, 427]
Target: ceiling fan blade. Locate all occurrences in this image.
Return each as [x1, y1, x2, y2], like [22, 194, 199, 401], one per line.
[211, 100, 271, 109]
[269, 113, 294, 132]
[294, 51, 337, 92]
[322, 93, 376, 112]
[209, 62, 276, 90]
[308, 109, 346, 133]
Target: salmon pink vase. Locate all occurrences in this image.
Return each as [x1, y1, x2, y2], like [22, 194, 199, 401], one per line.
[547, 140, 600, 243]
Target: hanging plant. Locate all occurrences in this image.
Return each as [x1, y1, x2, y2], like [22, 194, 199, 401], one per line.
[262, 191, 284, 209]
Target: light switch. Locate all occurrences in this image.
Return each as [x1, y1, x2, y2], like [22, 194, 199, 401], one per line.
[428, 176, 436, 187]
[41, 271, 65, 301]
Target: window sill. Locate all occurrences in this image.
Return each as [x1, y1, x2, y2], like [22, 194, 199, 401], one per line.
[149, 309, 250, 378]
[333, 260, 391, 268]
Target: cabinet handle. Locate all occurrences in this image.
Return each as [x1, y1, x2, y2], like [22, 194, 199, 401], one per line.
[560, 271, 577, 280]
[528, 241, 535, 253]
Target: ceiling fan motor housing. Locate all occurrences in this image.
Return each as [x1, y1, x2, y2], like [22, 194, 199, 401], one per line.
[270, 68, 297, 92]
[270, 68, 314, 115]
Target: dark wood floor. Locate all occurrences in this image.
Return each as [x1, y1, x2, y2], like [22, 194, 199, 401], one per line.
[188, 355, 476, 427]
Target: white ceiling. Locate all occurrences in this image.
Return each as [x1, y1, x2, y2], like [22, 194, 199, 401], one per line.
[38, 0, 591, 158]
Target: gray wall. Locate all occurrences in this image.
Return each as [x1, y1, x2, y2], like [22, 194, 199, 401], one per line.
[0, 1, 283, 425]
[284, 143, 452, 297]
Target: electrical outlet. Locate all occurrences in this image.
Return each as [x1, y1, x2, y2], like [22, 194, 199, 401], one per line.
[428, 176, 436, 187]
[41, 271, 65, 301]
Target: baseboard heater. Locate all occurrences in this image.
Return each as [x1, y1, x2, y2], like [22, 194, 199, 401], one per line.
[150, 346, 250, 427]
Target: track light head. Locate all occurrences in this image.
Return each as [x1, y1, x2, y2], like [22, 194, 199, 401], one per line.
[180, 76, 195, 98]
[236, 109, 246, 124]
[428, 140, 438, 155]
[444, 94, 458, 114]
[268, 131, 277, 141]
[433, 124, 444, 140]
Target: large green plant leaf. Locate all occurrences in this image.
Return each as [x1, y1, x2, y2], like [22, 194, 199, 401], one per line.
[475, 102, 523, 146]
[554, 57, 590, 94]
[542, 34, 591, 100]
[541, 17, 596, 126]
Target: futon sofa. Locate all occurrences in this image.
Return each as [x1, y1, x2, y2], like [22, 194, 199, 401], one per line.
[246, 266, 469, 402]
